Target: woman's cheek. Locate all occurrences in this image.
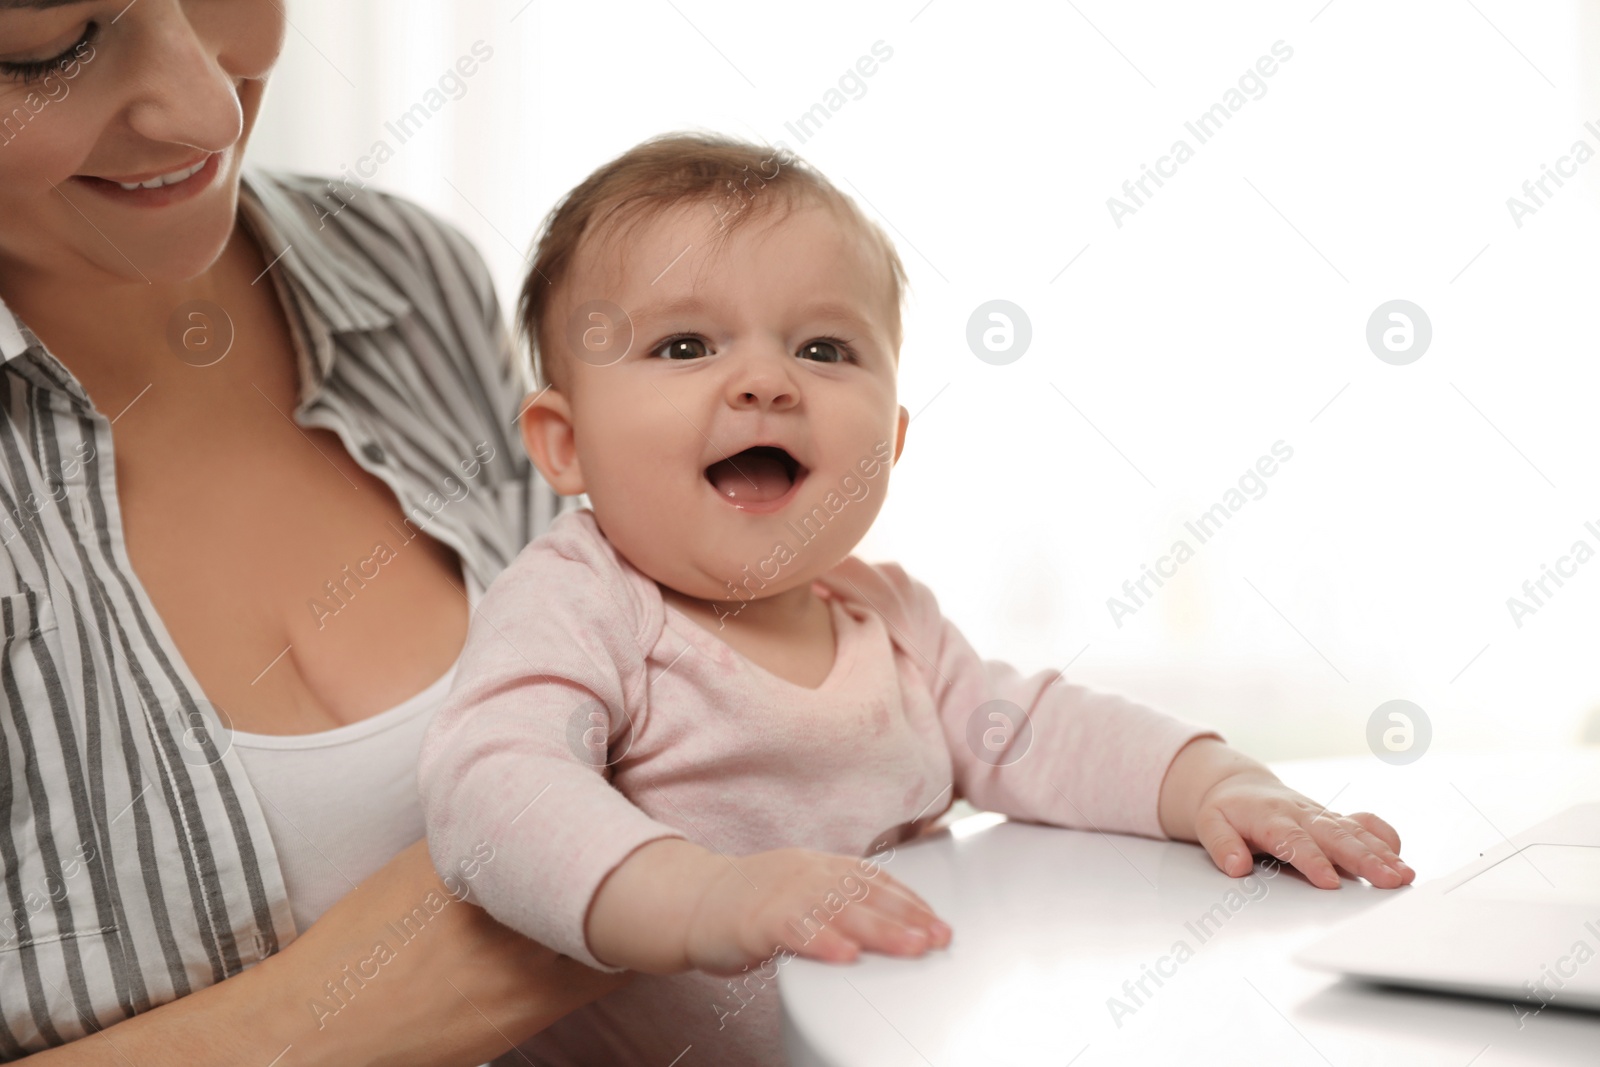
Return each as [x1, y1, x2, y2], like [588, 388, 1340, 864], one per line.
[0, 76, 87, 175]
[201, 0, 288, 81]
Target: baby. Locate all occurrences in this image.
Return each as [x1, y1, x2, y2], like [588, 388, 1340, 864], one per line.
[417, 133, 1414, 1066]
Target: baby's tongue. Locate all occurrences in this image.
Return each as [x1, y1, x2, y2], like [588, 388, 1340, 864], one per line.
[706, 449, 793, 503]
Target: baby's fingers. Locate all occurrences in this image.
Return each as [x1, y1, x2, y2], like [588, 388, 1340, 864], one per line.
[1199, 809, 1338, 887]
[1194, 805, 1254, 877]
[1301, 815, 1402, 888]
[785, 922, 866, 965]
[1346, 811, 1404, 856]
[829, 894, 943, 959]
[1311, 815, 1414, 887]
[862, 874, 950, 944]
[1258, 821, 1341, 889]
[1342, 816, 1409, 877]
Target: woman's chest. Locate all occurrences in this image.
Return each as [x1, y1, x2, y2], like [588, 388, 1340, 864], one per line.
[103, 356, 470, 735]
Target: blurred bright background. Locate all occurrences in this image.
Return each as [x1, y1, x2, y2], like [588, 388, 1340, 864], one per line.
[252, 0, 1600, 762]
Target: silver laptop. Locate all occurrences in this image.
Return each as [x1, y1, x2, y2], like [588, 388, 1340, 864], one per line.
[1295, 802, 1600, 1013]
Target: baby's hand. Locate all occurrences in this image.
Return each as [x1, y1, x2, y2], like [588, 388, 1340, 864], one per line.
[1158, 738, 1416, 890]
[1193, 770, 1414, 889]
[682, 847, 951, 976]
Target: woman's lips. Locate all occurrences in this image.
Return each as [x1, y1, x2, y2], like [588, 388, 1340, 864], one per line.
[70, 152, 222, 208]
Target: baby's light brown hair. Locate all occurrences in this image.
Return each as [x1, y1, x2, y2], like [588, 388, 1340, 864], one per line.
[515, 131, 910, 394]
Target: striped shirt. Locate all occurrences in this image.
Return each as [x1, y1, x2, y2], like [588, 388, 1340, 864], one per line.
[0, 166, 573, 1057]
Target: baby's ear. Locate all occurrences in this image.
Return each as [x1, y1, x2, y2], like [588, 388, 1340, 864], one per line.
[892, 404, 909, 464]
[519, 388, 585, 495]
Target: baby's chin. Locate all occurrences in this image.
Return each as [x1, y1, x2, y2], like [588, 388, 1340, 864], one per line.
[651, 560, 835, 608]
[632, 534, 850, 611]
[599, 476, 876, 603]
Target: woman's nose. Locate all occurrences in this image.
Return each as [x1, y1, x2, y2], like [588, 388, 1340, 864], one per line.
[123, 8, 246, 155]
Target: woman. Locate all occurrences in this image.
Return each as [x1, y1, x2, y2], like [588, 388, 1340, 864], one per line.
[0, 1, 624, 1062]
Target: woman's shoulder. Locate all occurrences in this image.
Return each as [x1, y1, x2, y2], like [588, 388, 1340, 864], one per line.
[239, 166, 556, 562]
[241, 166, 503, 330]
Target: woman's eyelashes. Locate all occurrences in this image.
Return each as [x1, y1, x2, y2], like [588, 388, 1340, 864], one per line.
[646, 334, 859, 364]
[0, 22, 98, 85]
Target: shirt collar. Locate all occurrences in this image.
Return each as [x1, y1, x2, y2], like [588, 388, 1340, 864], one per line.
[0, 300, 28, 363]
[237, 166, 412, 370]
[0, 166, 412, 378]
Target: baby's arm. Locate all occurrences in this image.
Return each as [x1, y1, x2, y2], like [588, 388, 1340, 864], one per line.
[864, 562, 1414, 889]
[418, 539, 689, 971]
[585, 839, 950, 976]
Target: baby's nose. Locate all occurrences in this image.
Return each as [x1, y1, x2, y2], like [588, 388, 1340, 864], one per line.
[728, 362, 800, 410]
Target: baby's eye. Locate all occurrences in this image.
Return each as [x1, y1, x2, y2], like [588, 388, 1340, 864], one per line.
[651, 336, 709, 360]
[798, 339, 851, 363]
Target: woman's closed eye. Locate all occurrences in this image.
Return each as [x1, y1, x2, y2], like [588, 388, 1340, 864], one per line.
[0, 21, 99, 85]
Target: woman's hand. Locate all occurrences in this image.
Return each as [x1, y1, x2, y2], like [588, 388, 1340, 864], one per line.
[27, 840, 627, 1067]
[1157, 737, 1416, 890]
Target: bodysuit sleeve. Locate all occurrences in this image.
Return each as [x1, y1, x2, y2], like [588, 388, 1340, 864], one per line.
[864, 561, 1220, 839]
[417, 512, 684, 971]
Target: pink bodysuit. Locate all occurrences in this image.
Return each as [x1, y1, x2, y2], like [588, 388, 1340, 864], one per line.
[418, 507, 1215, 1066]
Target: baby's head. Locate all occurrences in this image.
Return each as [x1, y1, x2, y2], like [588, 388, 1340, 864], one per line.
[516, 133, 911, 608]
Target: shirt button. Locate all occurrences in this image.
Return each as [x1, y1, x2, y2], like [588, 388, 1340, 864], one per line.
[361, 442, 386, 465]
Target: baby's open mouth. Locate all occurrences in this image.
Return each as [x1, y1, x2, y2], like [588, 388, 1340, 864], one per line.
[704, 446, 808, 506]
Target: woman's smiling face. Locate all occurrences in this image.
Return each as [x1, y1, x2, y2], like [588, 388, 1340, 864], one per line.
[0, 0, 284, 287]
[525, 195, 910, 606]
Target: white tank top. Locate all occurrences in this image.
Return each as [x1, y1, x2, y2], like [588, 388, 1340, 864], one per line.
[232, 571, 483, 934]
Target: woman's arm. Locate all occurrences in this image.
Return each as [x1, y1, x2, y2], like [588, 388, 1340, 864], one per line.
[25, 841, 627, 1067]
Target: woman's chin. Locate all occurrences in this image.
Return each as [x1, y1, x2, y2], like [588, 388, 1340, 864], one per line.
[86, 216, 239, 287]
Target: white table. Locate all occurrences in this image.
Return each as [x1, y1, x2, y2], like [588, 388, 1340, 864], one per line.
[778, 748, 1600, 1066]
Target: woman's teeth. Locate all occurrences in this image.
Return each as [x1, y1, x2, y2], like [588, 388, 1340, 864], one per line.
[116, 158, 206, 191]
